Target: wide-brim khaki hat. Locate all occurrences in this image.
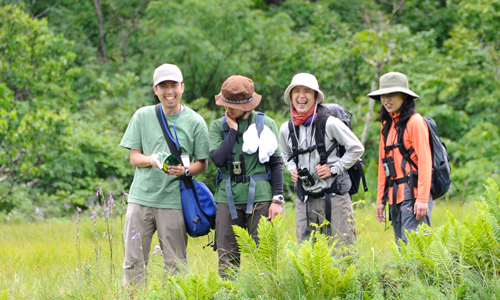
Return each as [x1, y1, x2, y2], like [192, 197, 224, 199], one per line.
[215, 75, 262, 111]
[284, 73, 324, 105]
[367, 72, 419, 101]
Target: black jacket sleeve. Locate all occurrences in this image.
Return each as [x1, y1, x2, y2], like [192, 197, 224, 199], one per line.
[268, 156, 283, 196]
[209, 129, 238, 168]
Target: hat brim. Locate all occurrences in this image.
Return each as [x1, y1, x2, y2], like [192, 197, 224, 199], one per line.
[284, 84, 324, 105]
[368, 87, 419, 101]
[215, 92, 262, 111]
[154, 76, 183, 86]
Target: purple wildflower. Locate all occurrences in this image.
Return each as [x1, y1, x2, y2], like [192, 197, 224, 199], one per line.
[464, 182, 468, 188]
[77, 207, 81, 212]
[424, 233, 431, 237]
[493, 168, 498, 178]
[7, 212, 12, 220]
[96, 186, 103, 197]
[90, 212, 97, 220]
[103, 231, 107, 238]
[35, 207, 40, 214]
[152, 245, 161, 255]
[130, 227, 140, 241]
[107, 193, 115, 207]
[124, 192, 129, 198]
[424, 229, 430, 233]
[64, 203, 70, 209]
[259, 273, 266, 276]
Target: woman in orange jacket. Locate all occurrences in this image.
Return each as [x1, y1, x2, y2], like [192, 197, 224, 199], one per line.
[368, 72, 432, 245]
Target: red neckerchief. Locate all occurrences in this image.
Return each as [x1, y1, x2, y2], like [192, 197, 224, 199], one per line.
[292, 105, 316, 126]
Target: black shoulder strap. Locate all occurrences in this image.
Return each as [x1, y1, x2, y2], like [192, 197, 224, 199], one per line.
[315, 115, 330, 165]
[396, 119, 418, 171]
[315, 115, 340, 164]
[288, 119, 300, 166]
[155, 104, 183, 165]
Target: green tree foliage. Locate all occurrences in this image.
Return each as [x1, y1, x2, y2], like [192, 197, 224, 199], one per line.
[135, 0, 295, 110]
[0, 5, 78, 205]
[1, 0, 500, 215]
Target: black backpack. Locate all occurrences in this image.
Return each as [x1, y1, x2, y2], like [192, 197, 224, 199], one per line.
[288, 103, 368, 196]
[387, 115, 458, 200]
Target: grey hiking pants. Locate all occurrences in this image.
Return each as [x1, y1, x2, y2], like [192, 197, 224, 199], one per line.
[390, 198, 433, 245]
[122, 203, 188, 288]
[295, 192, 356, 248]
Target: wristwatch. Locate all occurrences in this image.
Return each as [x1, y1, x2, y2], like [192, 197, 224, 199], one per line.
[330, 165, 339, 176]
[272, 195, 285, 206]
[184, 167, 190, 177]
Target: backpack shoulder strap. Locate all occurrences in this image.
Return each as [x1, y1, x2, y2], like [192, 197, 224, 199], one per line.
[288, 119, 299, 165]
[315, 115, 330, 165]
[255, 111, 265, 137]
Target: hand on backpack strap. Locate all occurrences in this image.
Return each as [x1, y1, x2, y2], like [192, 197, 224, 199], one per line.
[316, 164, 336, 179]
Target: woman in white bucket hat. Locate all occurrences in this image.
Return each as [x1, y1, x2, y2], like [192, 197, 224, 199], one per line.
[369, 72, 433, 246]
[279, 73, 364, 252]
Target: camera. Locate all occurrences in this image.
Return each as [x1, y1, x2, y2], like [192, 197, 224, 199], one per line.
[382, 156, 396, 177]
[297, 168, 315, 187]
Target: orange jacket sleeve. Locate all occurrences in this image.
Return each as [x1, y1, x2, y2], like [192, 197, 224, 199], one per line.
[376, 127, 387, 205]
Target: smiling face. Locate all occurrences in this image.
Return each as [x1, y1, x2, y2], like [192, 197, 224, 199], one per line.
[380, 92, 405, 114]
[291, 85, 316, 114]
[154, 80, 185, 114]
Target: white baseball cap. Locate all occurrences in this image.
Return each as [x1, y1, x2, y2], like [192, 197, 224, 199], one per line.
[284, 73, 325, 105]
[153, 63, 183, 86]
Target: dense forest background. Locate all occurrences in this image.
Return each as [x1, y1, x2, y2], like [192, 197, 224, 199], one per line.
[1, 0, 499, 221]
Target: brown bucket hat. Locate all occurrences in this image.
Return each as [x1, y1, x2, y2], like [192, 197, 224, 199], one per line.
[367, 72, 419, 101]
[215, 75, 262, 111]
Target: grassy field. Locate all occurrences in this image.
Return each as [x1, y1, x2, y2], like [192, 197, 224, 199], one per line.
[0, 200, 476, 299]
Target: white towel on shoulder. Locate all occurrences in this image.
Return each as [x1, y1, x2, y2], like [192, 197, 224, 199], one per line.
[242, 124, 278, 163]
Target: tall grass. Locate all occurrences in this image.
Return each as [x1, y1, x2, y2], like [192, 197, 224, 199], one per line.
[0, 198, 479, 299]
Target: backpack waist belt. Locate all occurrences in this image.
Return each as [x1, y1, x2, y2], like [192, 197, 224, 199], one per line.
[301, 186, 335, 236]
[302, 186, 335, 199]
[386, 172, 418, 226]
[221, 173, 270, 220]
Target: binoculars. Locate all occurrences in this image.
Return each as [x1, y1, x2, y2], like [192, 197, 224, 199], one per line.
[297, 168, 315, 188]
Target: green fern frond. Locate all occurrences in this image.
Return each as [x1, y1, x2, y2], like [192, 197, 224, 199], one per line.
[311, 235, 335, 294]
[340, 266, 357, 294]
[233, 224, 260, 270]
[205, 271, 221, 297]
[428, 240, 458, 284]
[287, 247, 306, 281]
[478, 179, 500, 243]
[186, 273, 206, 300]
[256, 215, 287, 273]
[169, 274, 188, 300]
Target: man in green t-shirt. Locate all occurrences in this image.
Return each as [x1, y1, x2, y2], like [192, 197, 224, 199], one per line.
[120, 63, 209, 287]
[208, 75, 284, 278]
